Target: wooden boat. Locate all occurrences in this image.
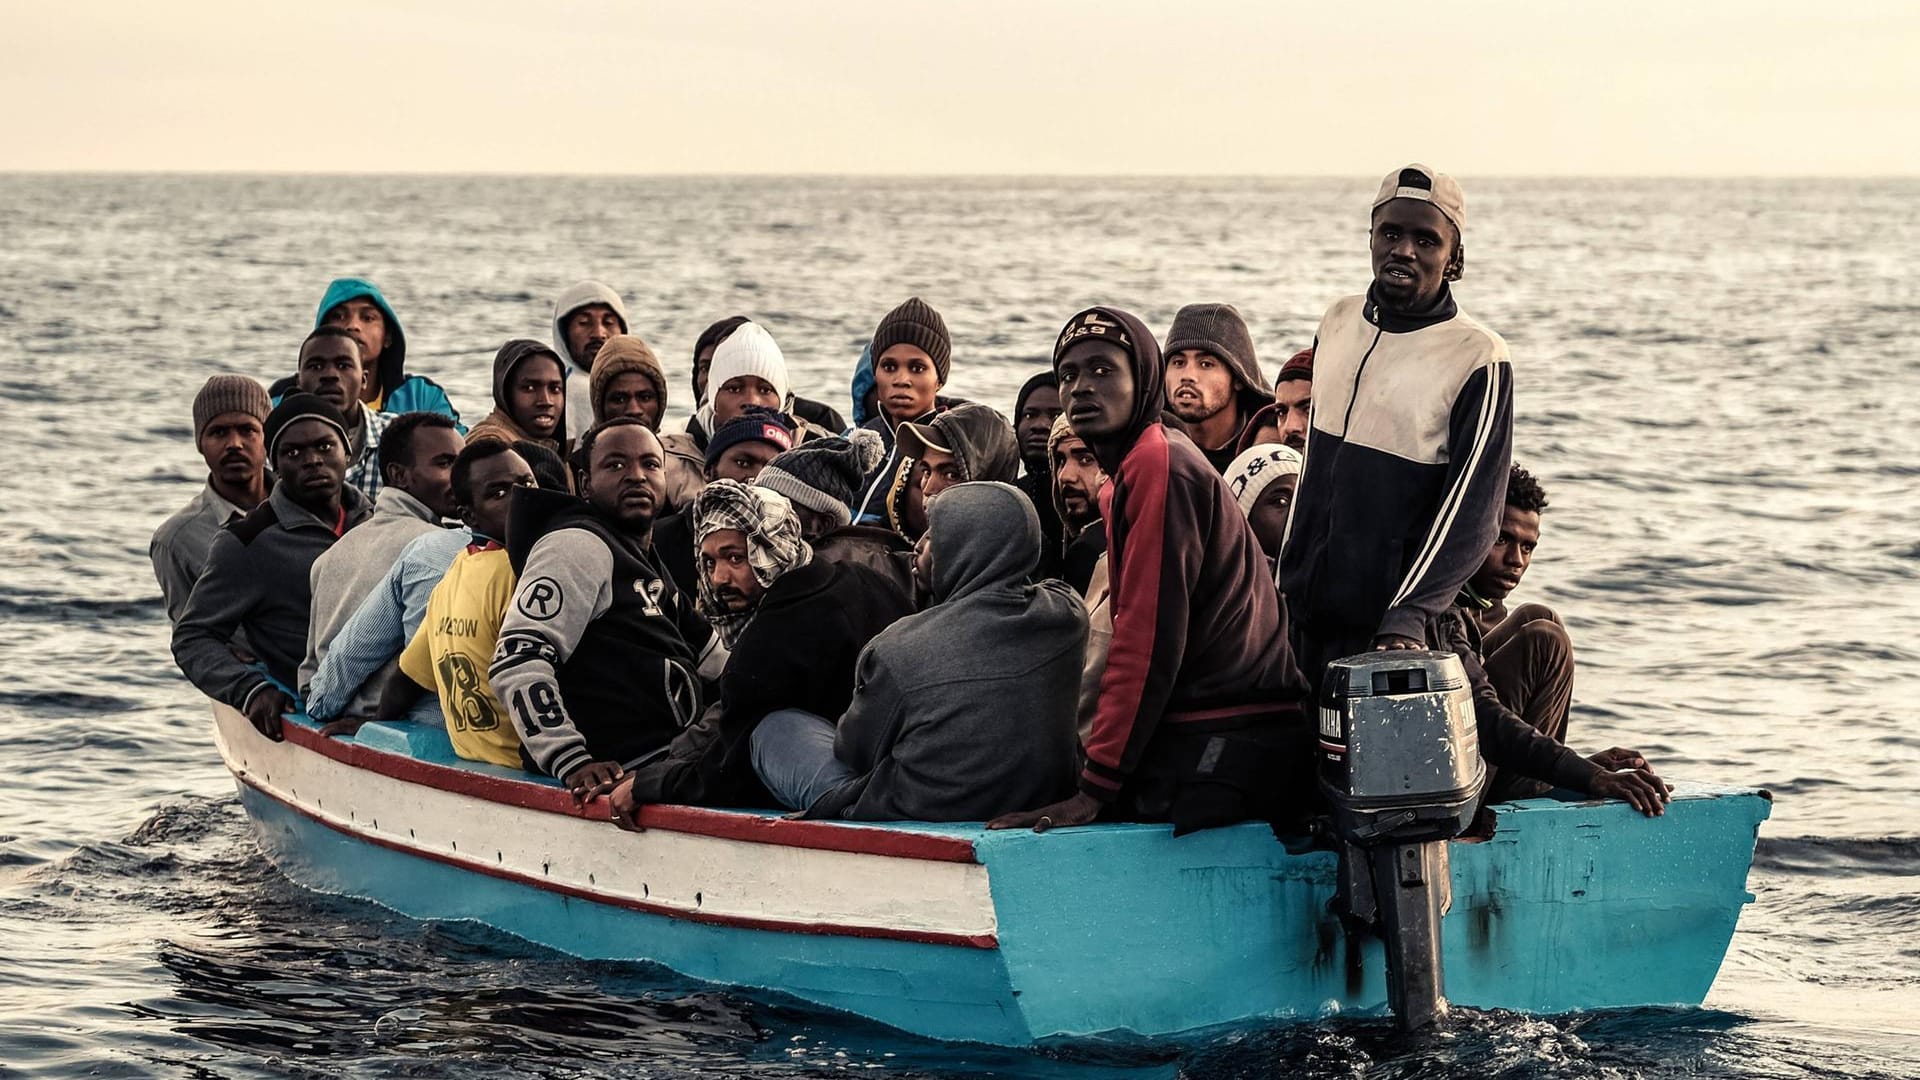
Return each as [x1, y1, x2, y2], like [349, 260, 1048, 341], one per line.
[212, 703, 1771, 1047]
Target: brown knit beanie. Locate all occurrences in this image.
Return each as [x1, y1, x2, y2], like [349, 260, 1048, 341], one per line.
[589, 334, 667, 424]
[192, 375, 271, 439]
[871, 297, 951, 384]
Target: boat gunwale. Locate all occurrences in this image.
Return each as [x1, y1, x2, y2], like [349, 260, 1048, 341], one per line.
[272, 716, 982, 865]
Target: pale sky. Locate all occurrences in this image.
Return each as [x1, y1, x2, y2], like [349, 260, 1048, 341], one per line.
[3, 0, 1914, 175]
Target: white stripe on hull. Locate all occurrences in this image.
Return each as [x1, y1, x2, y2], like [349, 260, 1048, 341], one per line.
[212, 705, 998, 943]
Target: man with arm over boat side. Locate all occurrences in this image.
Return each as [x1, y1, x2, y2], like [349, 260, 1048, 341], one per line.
[991, 308, 1314, 835]
[1278, 164, 1668, 815]
[172, 395, 372, 740]
[489, 418, 727, 798]
[606, 480, 915, 819]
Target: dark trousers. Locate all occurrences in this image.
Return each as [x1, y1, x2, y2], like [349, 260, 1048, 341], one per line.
[1480, 603, 1576, 801]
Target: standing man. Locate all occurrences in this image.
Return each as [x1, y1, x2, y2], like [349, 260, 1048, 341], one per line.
[1279, 164, 1514, 684]
[152, 375, 272, 625]
[1162, 303, 1270, 472]
[295, 325, 396, 498]
[299, 412, 464, 717]
[991, 308, 1311, 833]
[490, 418, 727, 797]
[551, 280, 630, 443]
[172, 394, 373, 738]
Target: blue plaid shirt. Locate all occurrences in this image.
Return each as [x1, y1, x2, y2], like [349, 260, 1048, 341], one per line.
[344, 408, 398, 500]
[303, 526, 470, 721]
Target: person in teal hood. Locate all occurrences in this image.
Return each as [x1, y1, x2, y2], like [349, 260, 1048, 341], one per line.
[271, 278, 463, 429]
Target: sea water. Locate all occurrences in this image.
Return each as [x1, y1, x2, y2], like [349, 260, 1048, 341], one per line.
[1, 174, 1916, 1078]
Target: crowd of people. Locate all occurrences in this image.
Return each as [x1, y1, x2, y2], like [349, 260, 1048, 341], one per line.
[156, 163, 1674, 838]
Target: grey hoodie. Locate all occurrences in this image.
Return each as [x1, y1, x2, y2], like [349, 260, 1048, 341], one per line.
[806, 482, 1086, 822]
[551, 280, 630, 442]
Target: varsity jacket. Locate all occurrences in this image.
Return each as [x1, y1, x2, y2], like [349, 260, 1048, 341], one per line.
[1279, 285, 1513, 655]
[490, 490, 726, 781]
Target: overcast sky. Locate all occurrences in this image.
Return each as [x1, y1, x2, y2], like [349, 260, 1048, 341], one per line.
[3, 1, 1913, 175]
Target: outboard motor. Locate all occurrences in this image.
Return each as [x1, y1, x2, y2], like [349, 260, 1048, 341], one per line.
[1318, 651, 1484, 1030]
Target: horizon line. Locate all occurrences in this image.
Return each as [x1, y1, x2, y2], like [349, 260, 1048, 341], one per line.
[3, 169, 1916, 182]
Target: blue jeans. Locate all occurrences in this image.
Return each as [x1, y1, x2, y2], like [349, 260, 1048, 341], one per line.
[750, 709, 858, 812]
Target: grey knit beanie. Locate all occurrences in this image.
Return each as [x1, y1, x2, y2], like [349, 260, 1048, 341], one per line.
[192, 375, 272, 439]
[870, 297, 952, 384]
[1163, 303, 1266, 394]
[753, 429, 886, 529]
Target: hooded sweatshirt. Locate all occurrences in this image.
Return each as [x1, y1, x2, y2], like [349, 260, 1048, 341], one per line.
[466, 340, 569, 458]
[298, 278, 461, 427]
[1277, 284, 1513, 673]
[804, 482, 1086, 822]
[551, 280, 630, 443]
[877, 402, 1021, 539]
[1163, 303, 1272, 473]
[1056, 307, 1312, 829]
[1013, 371, 1067, 572]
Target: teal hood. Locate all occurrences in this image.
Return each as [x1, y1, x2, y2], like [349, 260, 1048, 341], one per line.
[314, 277, 408, 401]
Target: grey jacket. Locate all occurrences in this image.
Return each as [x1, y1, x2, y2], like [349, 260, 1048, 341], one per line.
[172, 483, 373, 709]
[150, 480, 250, 625]
[298, 485, 445, 713]
[807, 482, 1086, 822]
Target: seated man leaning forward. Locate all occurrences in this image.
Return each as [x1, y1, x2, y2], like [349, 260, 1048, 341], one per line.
[749, 481, 1087, 822]
[992, 308, 1314, 835]
[172, 395, 373, 739]
[489, 418, 727, 798]
[366, 441, 542, 768]
[606, 480, 915, 818]
[1450, 463, 1669, 811]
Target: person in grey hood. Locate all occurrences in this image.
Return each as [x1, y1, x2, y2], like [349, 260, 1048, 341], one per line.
[467, 339, 570, 459]
[750, 481, 1086, 822]
[880, 401, 1022, 540]
[552, 280, 630, 442]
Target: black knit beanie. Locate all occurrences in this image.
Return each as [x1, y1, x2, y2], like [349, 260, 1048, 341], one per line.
[870, 297, 951, 384]
[753, 430, 886, 529]
[264, 392, 350, 460]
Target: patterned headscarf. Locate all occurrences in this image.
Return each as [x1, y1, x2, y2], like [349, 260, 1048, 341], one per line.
[691, 480, 814, 646]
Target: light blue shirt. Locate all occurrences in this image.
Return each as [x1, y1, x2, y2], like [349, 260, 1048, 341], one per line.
[304, 527, 472, 722]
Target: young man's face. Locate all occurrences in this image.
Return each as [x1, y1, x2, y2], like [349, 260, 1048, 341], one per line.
[273, 419, 349, 510]
[694, 345, 716, 404]
[875, 344, 941, 424]
[1165, 349, 1237, 426]
[323, 299, 388, 387]
[601, 372, 662, 429]
[699, 529, 764, 614]
[1050, 434, 1105, 532]
[564, 304, 622, 370]
[914, 445, 965, 501]
[709, 439, 781, 484]
[1246, 475, 1297, 560]
[1057, 340, 1135, 443]
[198, 413, 265, 489]
[1470, 504, 1542, 601]
[388, 424, 465, 519]
[1273, 377, 1311, 451]
[713, 376, 780, 425]
[508, 354, 565, 439]
[584, 425, 664, 533]
[1016, 385, 1063, 469]
[1370, 199, 1456, 313]
[459, 449, 536, 541]
[297, 337, 365, 417]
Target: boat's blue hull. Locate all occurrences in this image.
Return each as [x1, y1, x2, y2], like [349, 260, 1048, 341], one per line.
[217, 706, 1771, 1047]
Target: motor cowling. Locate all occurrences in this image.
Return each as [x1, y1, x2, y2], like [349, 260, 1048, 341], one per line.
[1318, 651, 1484, 846]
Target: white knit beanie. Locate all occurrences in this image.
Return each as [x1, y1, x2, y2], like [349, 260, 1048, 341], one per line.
[708, 322, 790, 406]
[1224, 443, 1303, 515]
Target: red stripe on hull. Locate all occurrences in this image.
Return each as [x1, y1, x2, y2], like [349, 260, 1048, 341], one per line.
[233, 769, 999, 950]
[275, 722, 978, 865]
